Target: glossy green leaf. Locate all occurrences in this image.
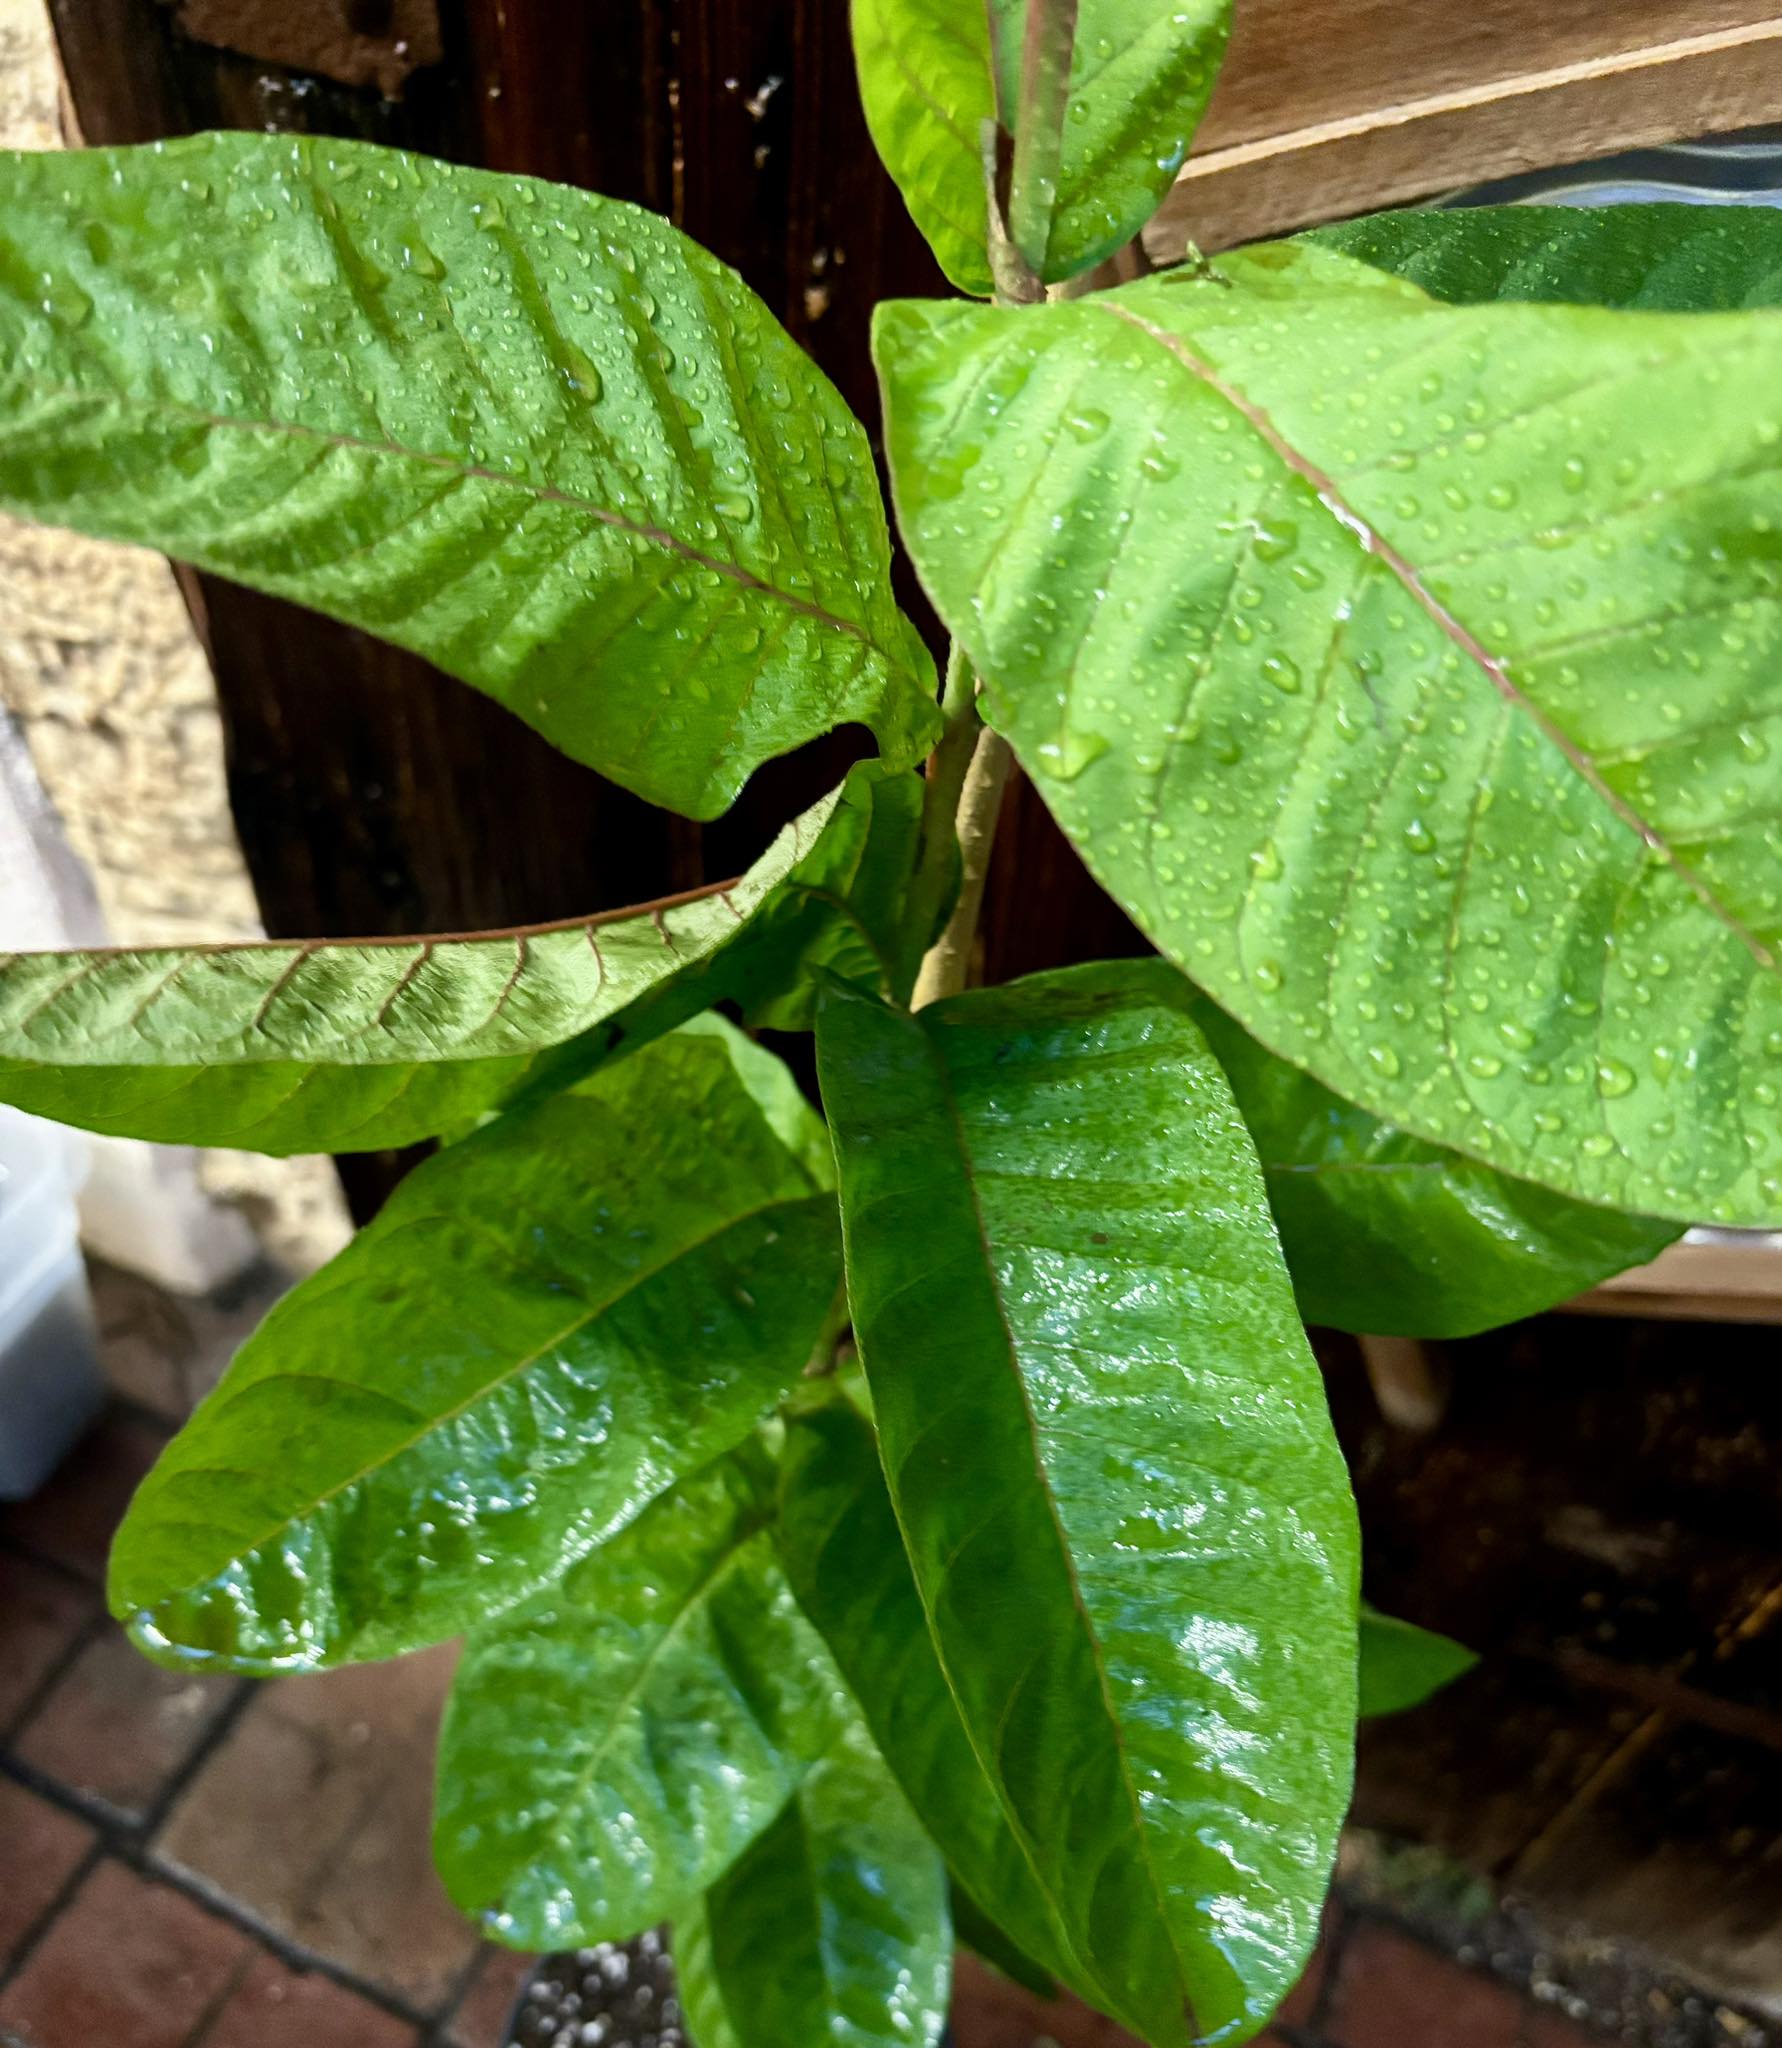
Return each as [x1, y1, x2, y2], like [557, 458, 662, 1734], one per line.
[949, 1883, 1058, 1999]
[777, 1398, 1082, 2006]
[1310, 203, 1782, 314]
[877, 248, 1782, 1226]
[852, 0, 1230, 295]
[109, 1019, 839, 1673]
[1186, 994, 1680, 1336]
[1358, 1603, 1476, 1719]
[816, 961, 1360, 2047]
[675, 1720, 952, 2048]
[435, 1443, 852, 1947]
[0, 133, 938, 818]
[0, 763, 921, 1156]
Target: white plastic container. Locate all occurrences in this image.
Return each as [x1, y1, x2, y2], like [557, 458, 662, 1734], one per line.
[0, 1106, 104, 1499]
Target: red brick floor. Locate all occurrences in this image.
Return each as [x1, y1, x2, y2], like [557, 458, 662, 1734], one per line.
[0, 1262, 528, 2048]
[0, 1268, 1744, 2048]
[950, 1913, 1624, 2048]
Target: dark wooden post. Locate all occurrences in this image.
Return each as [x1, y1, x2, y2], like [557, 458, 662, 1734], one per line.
[41, 3, 1152, 1057]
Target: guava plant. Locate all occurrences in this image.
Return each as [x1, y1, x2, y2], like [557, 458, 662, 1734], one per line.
[0, 0, 1775, 2039]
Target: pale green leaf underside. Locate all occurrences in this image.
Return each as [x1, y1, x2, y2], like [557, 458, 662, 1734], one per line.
[109, 1022, 839, 1673]
[877, 247, 1782, 1224]
[777, 1399, 1087, 2010]
[0, 763, 920, 1155]
[1309, 203, 1782, 316]
[852, 0, 1229, 295]
[1187, 994, 1680, 1337]
[817, 962, 1359, 2047]
[435, 1445, 851, 1948]
[675, 1721, 952, 2048]
[0, 133, 938, 819]
[1357, 1603, 1477, 1720]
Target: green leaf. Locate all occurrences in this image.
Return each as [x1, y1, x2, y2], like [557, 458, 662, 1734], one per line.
[777, 1398, 1081, 2006]
[675, 1721, 952, 2048]
[949, 1882, 1057, 2000]
[876, 248, 1782, 1226]
[434, 1443, 852, 1947]
[1309, 203, 1782, 314]
[1187, 994, 1680, 1337]
[0, 133, 938, 819]
[0, 763, 920, 1156]
[852, 0, 1230, 295]
[1358, 1603, 1476, 1719]
[815, 962, 1360, 2047]
[108, 1019, 839, 1673]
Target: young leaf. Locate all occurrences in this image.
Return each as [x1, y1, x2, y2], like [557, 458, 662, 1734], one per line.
[108, 1020, 839, 1673]
[674, 1721, 952, 2048]
[852, 0, 1230, 296]
[877, 249, 1782, 1227]
[1186, 994, 1681, 1337]
[777, 1399, 1085, 2009]
[1358, 1603, 1477, 1719]
[0, 133, 938, 818]
[0, 763, 920, 1156]
[1309, 203, 1782, 314]
[815, 962, 1360, 2047]
[434, 1443, 852, 1948]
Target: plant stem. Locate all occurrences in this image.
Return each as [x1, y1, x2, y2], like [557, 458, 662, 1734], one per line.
[912, 651, 1014, 1009]
[905, 644, 980, 967]
[981, 119, 1042, 306]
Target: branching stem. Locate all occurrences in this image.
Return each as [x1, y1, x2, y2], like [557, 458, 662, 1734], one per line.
[912, 651, 1014, 1009]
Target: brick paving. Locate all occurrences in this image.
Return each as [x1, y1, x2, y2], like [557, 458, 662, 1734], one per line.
[0, 1265, 524, 2048]
[0, 1261, 1771, 2047]
[948, 1913, 1623, 2048]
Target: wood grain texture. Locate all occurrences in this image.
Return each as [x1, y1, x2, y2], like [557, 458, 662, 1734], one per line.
[170, 0, 443, 96]
[45, 0, 953, 1206]
[1198, 0, 1782, 149]
[1154, 11, 1782, 254]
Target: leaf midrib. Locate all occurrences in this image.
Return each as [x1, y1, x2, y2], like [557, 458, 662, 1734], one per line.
[124, 1183, 828, 1623]
[14, 372, 914, 672]
[0, 794, 855, 1073]
[1098, 299, 1782, 981]
[530, 1510, 777, 1910]
[917, 1015, 1200, 2045]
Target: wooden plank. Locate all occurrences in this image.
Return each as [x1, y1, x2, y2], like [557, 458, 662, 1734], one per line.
[1573, 1233, 1782, 1323]
[45, 0, 956, 1209]
[1152, 17, 1782, 255]
[47, 0, 703, 1214]
[1195, 0, 1781, 150]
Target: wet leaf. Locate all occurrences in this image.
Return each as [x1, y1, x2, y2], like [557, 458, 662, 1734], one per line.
[853, 0, 1230, 295]
[0, 764, 921, 1155]
[435, 1443, 852, 1947]
[0, 134, 938, 818]
[1358, 1603, 1477, 1719]
[108, 1020, 839, 1672]
[1310, 203, 1782, 313]
[777, 1398, 1081, 2006]
[816, 961, 1359, 2046]
[878, 246, 1782, 1225]
[1188, 994, 1680, 1337]
[675, 1720, 952, 2048]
